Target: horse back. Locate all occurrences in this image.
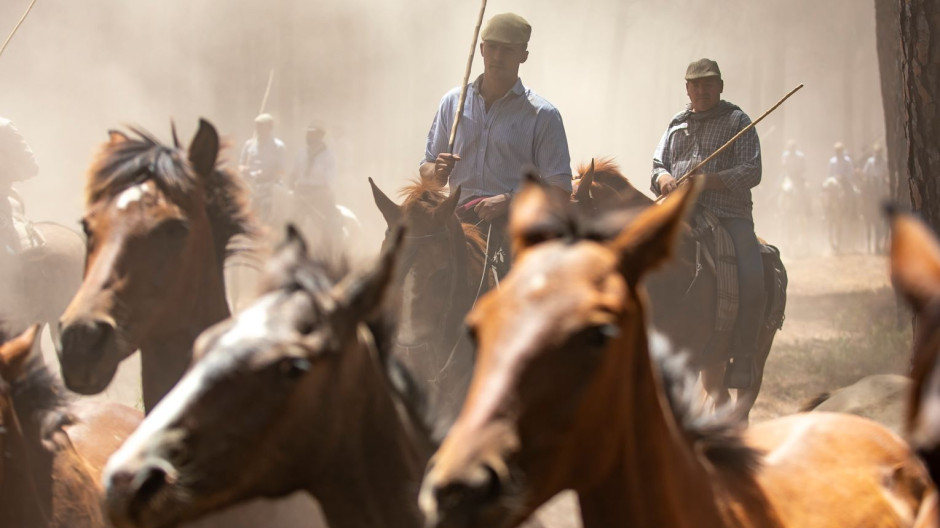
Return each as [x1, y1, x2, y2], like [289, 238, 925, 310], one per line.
[64, 399, 143, 482]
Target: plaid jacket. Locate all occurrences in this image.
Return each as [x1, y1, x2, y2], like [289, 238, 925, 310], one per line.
[651, 101, 762, 219]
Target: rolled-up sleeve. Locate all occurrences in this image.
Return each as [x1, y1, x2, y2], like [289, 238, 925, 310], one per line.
[714, 115, 761, 192]
[534, 107, 572, 192]
[423, 94, 453, 165]
[651, 128, 672, 196]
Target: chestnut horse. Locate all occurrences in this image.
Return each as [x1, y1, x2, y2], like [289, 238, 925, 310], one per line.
[0, 324, 142, 528]
[102, 225, 435, 528]
[572, 158, 782, 421]
[370, 178, 492, 439]
[890, 211, 940, 495]
[420, 179, 934, 528]
[57, 119, 254, 412]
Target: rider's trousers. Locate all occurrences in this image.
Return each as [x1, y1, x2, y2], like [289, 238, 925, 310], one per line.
[719, 217, 767, 360]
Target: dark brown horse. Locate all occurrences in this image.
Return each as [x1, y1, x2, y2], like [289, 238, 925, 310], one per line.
[57, 120, 254, 412]
[370, 178, 492, 439]
[102, 225, 434, 528]
[0, 324, 142, 528]
[572, 159, 782, 421]
[420, 180, 933, 528]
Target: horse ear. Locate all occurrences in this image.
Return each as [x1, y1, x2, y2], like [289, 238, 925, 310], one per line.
[369, 177, 403, 226]
[575, 159, 596, 202]
[610, 179, 700, 285]
[108, 130, 129, 145]
[0, 324, 40, 382]
[890, 212, 940, 313]
[331, 225, 405, 326]
[435, 185, 462, 221]
[509, 173, 568, 257]
[188, 118, 220, 177]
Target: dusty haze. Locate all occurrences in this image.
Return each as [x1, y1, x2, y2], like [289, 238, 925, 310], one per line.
[0, 0, 882, 254]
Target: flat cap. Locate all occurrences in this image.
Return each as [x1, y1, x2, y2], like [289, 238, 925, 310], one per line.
[481, 13, 531, 45]
[685, 58, 722, 81]
[254, 113, 275, 124]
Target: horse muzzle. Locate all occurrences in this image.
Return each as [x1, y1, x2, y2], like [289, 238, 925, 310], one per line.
[105, 457, 181, 528]
[56, 317, 122, 394]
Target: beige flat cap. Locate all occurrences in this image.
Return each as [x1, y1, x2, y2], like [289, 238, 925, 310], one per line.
[481, 13, 531, 45]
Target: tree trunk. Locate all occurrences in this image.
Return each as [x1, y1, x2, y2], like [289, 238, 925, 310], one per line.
[899, 0, 940, 225]
[875, 0, 907, 206]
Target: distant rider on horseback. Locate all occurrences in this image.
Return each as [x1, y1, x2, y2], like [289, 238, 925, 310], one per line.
[0, 117, 38, 254]
[288, 124, 341, 244]
[239, 113, 287, 222]
[651, 59, 765, 389]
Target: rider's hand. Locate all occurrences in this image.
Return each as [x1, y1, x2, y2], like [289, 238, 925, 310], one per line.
[657, 173, 678, 195]
[474, 193, 510, 222]
[434, 153, 461, 182]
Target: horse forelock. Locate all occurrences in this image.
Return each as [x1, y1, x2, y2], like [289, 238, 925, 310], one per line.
[86, 126, 256, 262]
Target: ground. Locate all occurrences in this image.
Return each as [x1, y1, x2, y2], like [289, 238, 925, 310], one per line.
[749, 252, 911, 422]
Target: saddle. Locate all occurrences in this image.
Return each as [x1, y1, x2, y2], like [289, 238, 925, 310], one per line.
[689, 210, 787, 349]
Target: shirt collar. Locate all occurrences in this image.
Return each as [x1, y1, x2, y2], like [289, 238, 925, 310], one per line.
[472, 75, 526, 98]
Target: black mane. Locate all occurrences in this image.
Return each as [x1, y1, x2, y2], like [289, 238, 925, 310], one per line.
[86, 126, 256, 262]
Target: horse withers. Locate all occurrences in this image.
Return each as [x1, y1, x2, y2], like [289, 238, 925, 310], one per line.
[420, 179, 933, 528]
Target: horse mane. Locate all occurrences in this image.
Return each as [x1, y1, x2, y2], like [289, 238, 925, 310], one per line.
[648, 332, 763, 479]
[397, 179, 486, 254]
[85, 126, 256, 262]
[575, 158, 636, 194]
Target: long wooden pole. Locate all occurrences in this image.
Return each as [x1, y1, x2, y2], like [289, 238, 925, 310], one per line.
[447, 0, 488, 153]
[0, 0, 38, 60]
[258, 68, 276, 116]
[656, 83, 804, 204]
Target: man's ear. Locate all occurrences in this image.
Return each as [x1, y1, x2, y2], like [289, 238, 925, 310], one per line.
[509, 173, 568, 258]
[520, 50, 529, 64]
[610, 179, 701, 285]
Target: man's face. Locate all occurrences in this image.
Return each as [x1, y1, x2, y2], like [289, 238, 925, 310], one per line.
[480, 41, 528, 81]
[256, 122, 274, 139]
[686, 77, 723, 113]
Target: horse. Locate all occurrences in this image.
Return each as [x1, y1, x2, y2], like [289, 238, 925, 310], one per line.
[0, 221, 85, 344]
[55, 120, 324, 527]
[571, 159, 783, 421]
[775, 175, 812, 254]
[821, 176, 861, 253]
[0, 324, 142, 528]
[100, 224, 434, 528]
[419, 178, 934, 528]
[801, 374, 910, 435]
[370, 177, 491, 440]
[57, 119, 255, 412]
[888, 210, 940, 496]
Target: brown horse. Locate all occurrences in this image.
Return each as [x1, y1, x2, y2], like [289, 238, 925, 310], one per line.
[56, 119, 254, 412]
[890, 211, 940, 496]
[370, 177, 492, 439]
[420, 179, 933, 528]
[101, 225, 435, 528]
[571, 158, 782, 421]
[0, 324, 142, 528]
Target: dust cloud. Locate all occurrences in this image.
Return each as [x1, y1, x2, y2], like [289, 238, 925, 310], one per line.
[0, 0, 881, 255]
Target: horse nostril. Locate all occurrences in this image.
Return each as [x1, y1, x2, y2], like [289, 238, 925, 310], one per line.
[131, 463, 172, 509]
[433, 462, 503, 516]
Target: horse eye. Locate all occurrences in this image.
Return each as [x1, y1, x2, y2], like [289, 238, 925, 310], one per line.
[278, 357, 311, 380]
[583, 324, 619, 347]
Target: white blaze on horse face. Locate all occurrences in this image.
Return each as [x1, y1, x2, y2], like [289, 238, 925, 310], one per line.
[399, 269, 418, 343]
[105, 294, 280, 477]
[115, 183, 151, 210]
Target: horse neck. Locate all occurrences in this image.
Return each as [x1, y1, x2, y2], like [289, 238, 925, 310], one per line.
[138, 243, 230, 412]
[307, 334, 429, 528]
[577, 302, 727, 528]
[0, 414, 103, 528]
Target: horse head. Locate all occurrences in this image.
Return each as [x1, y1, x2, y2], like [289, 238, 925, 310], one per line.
[57, 120, 251, 403]
[103, 225, 411, 528]
[419, 178, 699, 528]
